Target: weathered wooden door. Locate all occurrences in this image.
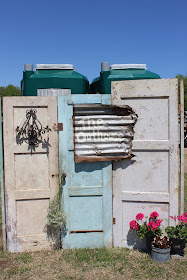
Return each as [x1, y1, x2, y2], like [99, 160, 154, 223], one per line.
[3, 97, 58, 252]
[58, 93, 112, 249]
[112, 79, 179, 249]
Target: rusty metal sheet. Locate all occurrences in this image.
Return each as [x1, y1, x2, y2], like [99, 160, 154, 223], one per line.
[73, 104, 138, 162]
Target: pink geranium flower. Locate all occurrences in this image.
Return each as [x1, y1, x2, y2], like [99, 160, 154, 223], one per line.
[156, 219, 162, 226]
[177, 215, 183, 221]
[150, 211, 159, 219]
[129, 220, 139, 231]
[147, 221, 158, 231]
[147, 222, 153, 231]
[152, 222, 158, 230]
[182, 212, 187, 223]
[136, 213, 144, 220]
[183, 212, 187, 217]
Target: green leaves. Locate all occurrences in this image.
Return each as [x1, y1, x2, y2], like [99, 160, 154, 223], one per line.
[136, 224, 148, 239]
[47, 192, 66, 229]
[136, 224, 162, 240]
[165, 223, 187, 242]
[0, 84, 21, 97]
[175, 74, 187, 110]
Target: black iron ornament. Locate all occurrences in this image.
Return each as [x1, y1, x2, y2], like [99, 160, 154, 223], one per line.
[16, 109, 51, 147]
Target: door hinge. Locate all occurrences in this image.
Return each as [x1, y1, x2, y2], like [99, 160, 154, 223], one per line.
[53, 123, 63, 131]
[113, 217, 116, 224]
[57, 123, 63, 131]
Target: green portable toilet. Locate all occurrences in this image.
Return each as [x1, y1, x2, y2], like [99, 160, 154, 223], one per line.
[21, 64, 89, 96]
[90, 63, 160, 94]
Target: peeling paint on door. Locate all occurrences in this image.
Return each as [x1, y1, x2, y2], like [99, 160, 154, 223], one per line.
[3, 97, 59, 252]
[112, 79, 179, 250]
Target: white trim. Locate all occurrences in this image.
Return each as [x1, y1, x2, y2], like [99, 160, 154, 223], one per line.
[36, 64, 75, 70]
[110, 64, 147, 70]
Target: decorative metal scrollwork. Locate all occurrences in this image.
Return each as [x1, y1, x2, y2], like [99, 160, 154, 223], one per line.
[16, 109, 51, 147]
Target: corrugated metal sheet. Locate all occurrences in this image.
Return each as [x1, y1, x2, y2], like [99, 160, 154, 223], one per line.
[37, 89, 71, 96]
[73, 104, 138, 162]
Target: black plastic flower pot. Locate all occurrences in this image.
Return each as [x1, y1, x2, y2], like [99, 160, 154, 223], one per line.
[170, 238, 186, 256]
[145, 236, 154, 254]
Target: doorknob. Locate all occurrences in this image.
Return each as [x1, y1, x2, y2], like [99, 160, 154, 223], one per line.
[62, 172, 67, 179]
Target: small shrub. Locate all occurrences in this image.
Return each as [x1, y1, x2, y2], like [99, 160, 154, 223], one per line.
[47, 191, 66, 229]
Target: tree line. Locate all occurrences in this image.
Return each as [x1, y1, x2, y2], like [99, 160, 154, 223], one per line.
[0, 85, 21, 97]
[176, 75, 187, 110]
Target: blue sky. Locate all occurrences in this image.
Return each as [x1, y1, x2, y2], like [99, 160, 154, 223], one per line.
[0, 0, 187, 87]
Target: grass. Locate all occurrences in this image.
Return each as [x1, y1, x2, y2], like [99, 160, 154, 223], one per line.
[61, 247, 130, 268]
[0, 247, 186, 280]
[0, 153, 187, 279]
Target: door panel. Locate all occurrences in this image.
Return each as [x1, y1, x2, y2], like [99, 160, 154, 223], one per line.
[3, 97, 58, 252]
[112, 79, 179, 249]
[58, 93, 112, 249]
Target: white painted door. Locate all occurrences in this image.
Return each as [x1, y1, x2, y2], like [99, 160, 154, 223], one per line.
[112, 79, 179, 249]
[3, 97, 58, 252]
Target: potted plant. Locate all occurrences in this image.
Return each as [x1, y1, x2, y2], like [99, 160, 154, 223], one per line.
[165, 212, 187, 256]
[151, 236, 172, 263]
[129, 211, 163, 252]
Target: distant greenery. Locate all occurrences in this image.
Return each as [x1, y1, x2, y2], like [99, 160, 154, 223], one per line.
[0, 84, 21, 97]
[176, 74, 187, 110]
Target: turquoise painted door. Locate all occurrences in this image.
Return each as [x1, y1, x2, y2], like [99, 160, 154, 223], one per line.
[58, 93, 112, 249]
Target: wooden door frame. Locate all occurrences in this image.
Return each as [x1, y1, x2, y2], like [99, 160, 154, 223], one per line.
[0, 98, 6, 250]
